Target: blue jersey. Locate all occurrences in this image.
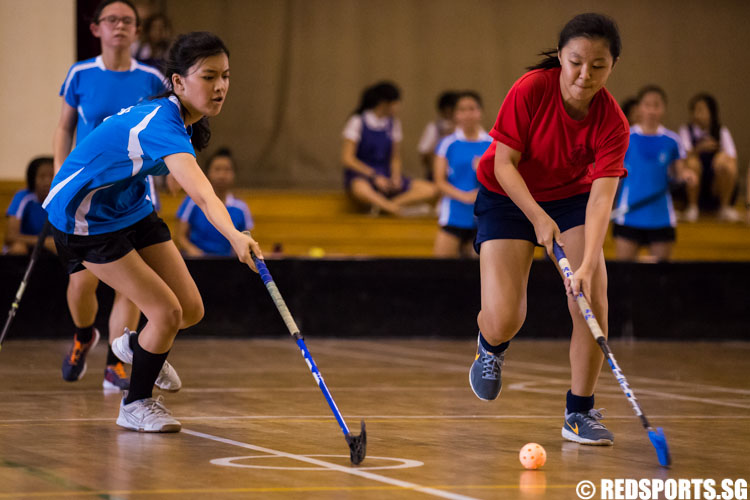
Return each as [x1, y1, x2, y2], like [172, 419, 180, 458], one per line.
[177, 194, 253, 256]
[614, 125, 685, 229]
[436, 129, 492, 229]
[6, 189, 47, 235]
[61, 56, 166, 144]
[43, 97, 195, 235]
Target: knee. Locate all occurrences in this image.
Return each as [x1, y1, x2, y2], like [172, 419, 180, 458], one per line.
[152, 303, 183, 333]
[180, 298, 204, 328]
[68, 273, 98, 297]
[713, 153, 737, 175]
[478, 305, 526, 341]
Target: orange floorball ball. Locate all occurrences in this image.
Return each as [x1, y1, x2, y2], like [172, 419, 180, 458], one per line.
[519, 443, 547, 469]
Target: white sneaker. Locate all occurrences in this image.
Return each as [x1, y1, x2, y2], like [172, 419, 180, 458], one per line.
[116, 395, 181, 433]
[682, 205, 699, 222]
[718, 206, 740, 223]
[112, 329, 182, 392]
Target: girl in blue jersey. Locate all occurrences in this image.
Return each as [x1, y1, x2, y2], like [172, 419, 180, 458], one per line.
[53, 0, 168, 391]
[44, 32, 262, 432]
[433, 91, 491, 258]
[176, 147, 253, 256]
[341, 81, 436, 216]
[4, 157, 55, 255]
[613, 86, 696, 261]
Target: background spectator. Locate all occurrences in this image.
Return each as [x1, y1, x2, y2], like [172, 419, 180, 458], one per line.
[131, 13, 172, 71]
[620, 96, 639, 126]
[678, 93, 739, 222]
[341, 81, 436, 216]
[612, 85, 696, 261]
[176, 148, 253, 257]
[433, 91, 491, 258]
[418, 90, 458, 180]
[4, 157, 55, 255]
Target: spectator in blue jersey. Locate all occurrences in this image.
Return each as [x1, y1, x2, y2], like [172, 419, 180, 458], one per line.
[4, 157, 56, 255]
[418, 90, 458, 180]
[341, 81, 437, 216]
[433, 91, 491, 258]
[612, 85, 697, 261]
[44, 32, 262, 432]
[176, 147, 253, 256]
[678, 93, 739, 222]
[52, 0, 167, 392]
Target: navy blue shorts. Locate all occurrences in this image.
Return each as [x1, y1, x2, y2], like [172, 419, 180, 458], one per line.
[474, 185, 589, 253]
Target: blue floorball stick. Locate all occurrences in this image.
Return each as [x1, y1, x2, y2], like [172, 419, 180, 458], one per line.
[248, 247, 366, 465]
[552, 242, 671, 467]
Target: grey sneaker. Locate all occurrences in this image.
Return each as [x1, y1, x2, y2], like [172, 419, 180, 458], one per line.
[112, 329, 182, 392]
[469, 339, 505, 401]
[562, 408, 614, 445]
[116, 395, 181, 433]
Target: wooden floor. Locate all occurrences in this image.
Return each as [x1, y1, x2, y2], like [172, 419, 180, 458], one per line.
[0, 338, 748, 499]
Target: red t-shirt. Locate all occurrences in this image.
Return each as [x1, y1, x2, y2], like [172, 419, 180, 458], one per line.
[477, 67, 629, 201]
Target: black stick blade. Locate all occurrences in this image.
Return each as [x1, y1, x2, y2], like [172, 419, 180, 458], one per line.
[345, 420, 367, 465]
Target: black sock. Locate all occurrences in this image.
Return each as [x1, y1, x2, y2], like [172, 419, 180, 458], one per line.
[124, 334, 169, 405]
[566, 390, 595, 414]
[75, 325, 94, 343]
[106, 344, 120, 366]
[479, 331, 510, 355]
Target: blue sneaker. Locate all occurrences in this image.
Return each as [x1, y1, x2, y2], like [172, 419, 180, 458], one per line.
[61, 329, 100, 382]
[102, 362, 130, 392]
[469, 338, 505, 401]
[562, 408, 614, 445]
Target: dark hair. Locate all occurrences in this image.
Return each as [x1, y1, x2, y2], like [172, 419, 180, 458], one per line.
[437, 91, 459, 112]
[455, 90, 483, 109]
[528, 13, 621, 71]
[159, 32, 230, 151]
[637, 85, 667, 104]
[689, 93, 721, 141]
[206, 147, 234, 172]
[620, 96, 638, 120]
[353, 81, 400, 115]
[26, 156, 53, 192]
[142, 13, 171, 36]
[92, 0, 140, 27]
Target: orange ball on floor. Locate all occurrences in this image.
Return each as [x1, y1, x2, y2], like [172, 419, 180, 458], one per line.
[519, 443, 546, 469]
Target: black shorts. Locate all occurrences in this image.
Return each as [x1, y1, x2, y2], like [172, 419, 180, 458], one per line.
[440, 225, 477, 245]
[52, 211, 172, 274]
[612, 224, 676, 245]
[474, 185, 589, 253]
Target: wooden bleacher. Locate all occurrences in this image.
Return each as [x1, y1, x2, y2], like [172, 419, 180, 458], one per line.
[2, 181, 749, 260]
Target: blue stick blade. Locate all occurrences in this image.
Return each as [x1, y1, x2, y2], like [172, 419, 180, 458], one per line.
[648, 427, 671, 466]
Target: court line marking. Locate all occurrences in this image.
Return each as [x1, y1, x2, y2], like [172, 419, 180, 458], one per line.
[182, 428, 478, 500]
[210, 453, 424, 471]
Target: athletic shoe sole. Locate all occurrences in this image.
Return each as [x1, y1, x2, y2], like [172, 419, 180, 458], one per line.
[116, 416, 181, 433]
[561, 427, 613, 446]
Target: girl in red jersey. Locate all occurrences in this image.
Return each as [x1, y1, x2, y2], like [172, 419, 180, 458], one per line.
[468, 13, 629, 446]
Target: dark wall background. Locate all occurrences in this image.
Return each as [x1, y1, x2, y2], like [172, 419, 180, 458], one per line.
[147, 0, 750, 189]
[2, 256, 747, 341]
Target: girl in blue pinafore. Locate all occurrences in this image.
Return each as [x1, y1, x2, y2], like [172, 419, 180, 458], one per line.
[341, 81, 436, 216]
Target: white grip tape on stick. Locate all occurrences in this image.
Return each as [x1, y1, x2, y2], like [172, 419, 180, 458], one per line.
[265, 282, 300, 335]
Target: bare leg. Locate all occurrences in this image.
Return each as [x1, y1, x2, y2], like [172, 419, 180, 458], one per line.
[391, 179, 438, 207]
[476, 239, 535, 345]
[434, 229, 461, 257]
[712, 152, 738, 211]
[67, 270, 99, 328]
[461, 240, 478, 259]
[348, 178, 401, 215]
[649, 241, 673, 261]
[685, 154, 702, 212]
[108, 292, 141, 344]
[613, 237, 640, 261]
[560, 225, 608, 398]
